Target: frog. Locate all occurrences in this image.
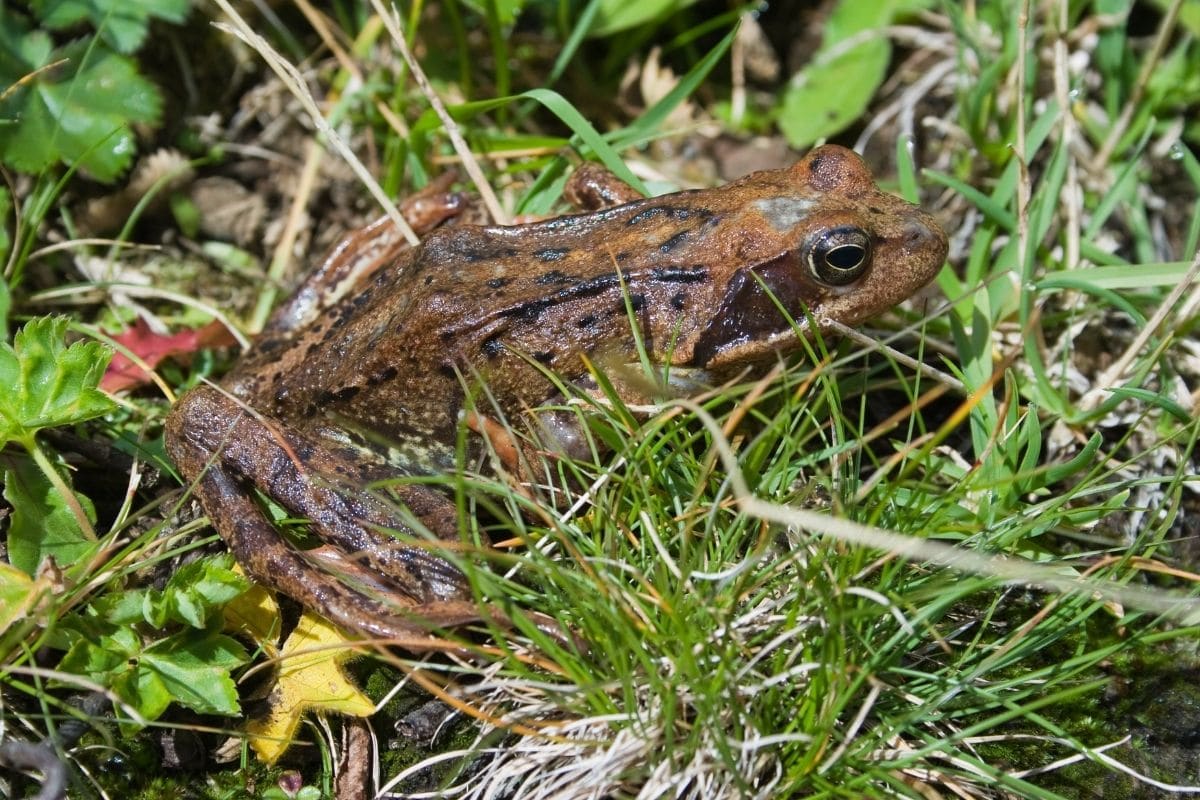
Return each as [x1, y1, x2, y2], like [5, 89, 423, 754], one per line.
[164, 144, 948, 649]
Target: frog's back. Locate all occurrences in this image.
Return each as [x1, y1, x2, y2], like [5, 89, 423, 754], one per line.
[228, 146, 945, 465]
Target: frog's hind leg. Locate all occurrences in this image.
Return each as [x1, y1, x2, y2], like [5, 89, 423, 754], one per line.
[165, 386, 519, 649]
[190, 466, 484, 648]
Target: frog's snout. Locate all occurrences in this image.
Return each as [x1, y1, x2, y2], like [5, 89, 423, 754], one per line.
[898, 211, 948, 271]
[918, 221, 948, 255]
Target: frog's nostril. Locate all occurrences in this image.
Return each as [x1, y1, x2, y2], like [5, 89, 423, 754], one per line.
[904, 222, 929, 245]
[901, 218, 947, 256]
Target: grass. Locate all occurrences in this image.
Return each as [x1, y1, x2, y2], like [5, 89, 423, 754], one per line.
[3, 1, 1200, 798]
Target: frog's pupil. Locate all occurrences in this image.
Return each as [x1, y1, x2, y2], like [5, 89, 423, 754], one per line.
[826, 244, 865, 270]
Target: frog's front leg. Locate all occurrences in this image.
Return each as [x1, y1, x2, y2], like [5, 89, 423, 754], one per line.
[563, 163, 644, 210]
[259, 177, 471, 342]
[165, 386, 506, 648]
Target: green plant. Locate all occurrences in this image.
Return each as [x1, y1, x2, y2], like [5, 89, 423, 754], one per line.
[0, 315, 114, 576]
[55, 556, 249, 727]
[4, 1, 1200, 797]
[0, 1, 188, 181]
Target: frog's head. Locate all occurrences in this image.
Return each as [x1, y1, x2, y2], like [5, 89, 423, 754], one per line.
[691, 144, 947, 370]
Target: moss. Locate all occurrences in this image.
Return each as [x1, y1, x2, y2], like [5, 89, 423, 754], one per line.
[975, 652, 1200, 799]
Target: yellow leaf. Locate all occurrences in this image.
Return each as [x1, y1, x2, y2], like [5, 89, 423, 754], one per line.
[0, 562, 53, 635]
[223, 580, 282, 657]
[245, 611, 375, 764]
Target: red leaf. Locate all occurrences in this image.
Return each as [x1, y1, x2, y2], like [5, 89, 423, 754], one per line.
[102, 319, 235, 392]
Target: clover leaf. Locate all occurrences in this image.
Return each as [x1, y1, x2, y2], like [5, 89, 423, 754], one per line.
[60, 626, 248, 725]
[0, 316, 114, 447]
[3, 452, 99, 574]
[0, 316, 114, 574]
[0, 7, 161, 181]
[33, 0, 191, 54]
[95, 555, 251, 630]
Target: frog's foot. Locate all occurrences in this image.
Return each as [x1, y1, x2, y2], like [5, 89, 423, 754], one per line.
[462, 410, 525, 475]
[166, 386, 568, 651]
[463, 406, 598, 489]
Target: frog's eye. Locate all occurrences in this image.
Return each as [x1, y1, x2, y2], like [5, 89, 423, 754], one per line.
[806, 226, 872, 286]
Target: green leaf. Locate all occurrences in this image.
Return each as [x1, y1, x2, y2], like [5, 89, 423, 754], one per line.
[0, 562, 53, 635]
[778, 0, 905, 148]
[33, 0, 191, 54]
[0, 10, 53, 77]
[0, 316, 115, 447]
[162, 556, 250, 628]
[0, 21, 162, 180]
[0, 271, 9, 339]
[3, 453, 97, 574]
[93, 556, 249, 629]
[113, 666, 172, 722]
[457, 0, 527, 28]
[59, 625, 134, 677]
[60, 626, 247, 723]
[93, 589, 148, 626]
[140, 632, 247, 716]
[588, 0, 701, 37]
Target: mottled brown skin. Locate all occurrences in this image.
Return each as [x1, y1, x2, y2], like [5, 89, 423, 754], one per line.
[165, 145, 948, 647]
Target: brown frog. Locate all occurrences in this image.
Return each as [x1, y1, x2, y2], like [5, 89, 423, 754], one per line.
[164, 145, 947, 648]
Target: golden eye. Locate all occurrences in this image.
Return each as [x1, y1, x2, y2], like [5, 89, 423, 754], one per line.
[806, 226, 872, 286]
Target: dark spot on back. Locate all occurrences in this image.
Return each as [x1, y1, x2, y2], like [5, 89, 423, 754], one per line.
[624, 294, 646, 312]
[651, 266, 709, 283]
[570, 273, 622, 296]
[576, 313, 597, 328]
[463, 246, 516, 262]
[670, 291, 687, 311]
[497, 273, 621, 323]
[329, 307, 354, 329]
[502, 298, 555, 323]
[367, 365, 399, 385]
[487, 277, 510, 289]
[626, 204, 699, 226]
[331, 385, 360, 402]
[533, 351, 554, 365]
[659, 231, 689, 254]
[535, 270, 572, 285]
[534, 247, 570, 262]
[481, 337, 505, 359]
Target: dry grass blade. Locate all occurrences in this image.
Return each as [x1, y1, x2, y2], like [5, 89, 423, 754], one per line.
[369, 0, 508, 225]
[209, 0, 418, 246]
